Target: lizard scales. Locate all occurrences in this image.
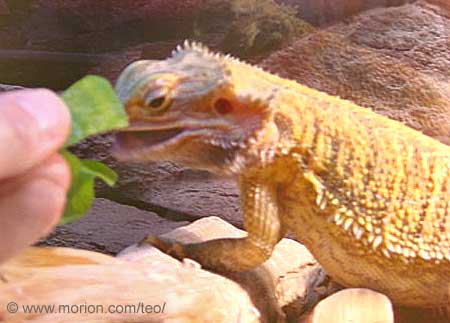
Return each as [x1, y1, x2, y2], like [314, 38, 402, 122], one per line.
[114, 41, 450, 308]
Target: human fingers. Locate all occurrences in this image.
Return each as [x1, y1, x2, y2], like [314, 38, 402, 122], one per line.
[0, 153, 70, 263]
[0, 89, 71, 180]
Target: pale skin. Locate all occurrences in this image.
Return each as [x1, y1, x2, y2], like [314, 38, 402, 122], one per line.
[0, 89, 71, 264]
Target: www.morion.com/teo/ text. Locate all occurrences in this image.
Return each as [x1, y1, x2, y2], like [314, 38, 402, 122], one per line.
[6, 301, 166, 315]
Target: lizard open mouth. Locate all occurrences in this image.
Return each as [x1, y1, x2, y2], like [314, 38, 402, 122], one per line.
[114, 128, 185, 152]
[112, 120, 228, 161]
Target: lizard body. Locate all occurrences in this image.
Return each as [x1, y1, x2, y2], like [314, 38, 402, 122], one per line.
[114, 42, 450, 308]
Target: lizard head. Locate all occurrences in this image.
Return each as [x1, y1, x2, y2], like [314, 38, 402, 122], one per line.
[113, 41, 285, 175]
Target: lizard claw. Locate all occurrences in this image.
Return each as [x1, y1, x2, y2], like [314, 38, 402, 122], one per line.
[139, 235, 188, 260]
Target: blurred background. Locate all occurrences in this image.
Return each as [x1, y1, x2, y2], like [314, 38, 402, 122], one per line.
[0, 0, 419, 89]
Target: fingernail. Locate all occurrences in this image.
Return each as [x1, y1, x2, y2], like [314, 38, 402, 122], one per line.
[14, 89, 70, 140]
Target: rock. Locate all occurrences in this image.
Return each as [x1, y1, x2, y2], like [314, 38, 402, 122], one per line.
[0, 50, 101, 89]
[0, 246, 260, 323]
[71, 135, 244, 228]
[300, 288, 394, 323]
[119, 216, 328, 321]
[3, 246, 118, 268]
[35, 0, 205, 34]
[87, 47, 144, 84]
[193, 0, 313, 59]
[39, 198, 189, 255]
[3, 0, 33, 13]
[426, 0, 450, 17]
[0, 1, 12, 29]
[395, 306, 450, 323]
[276, 0, 414, 26]
[16, 0, 204, 54]
[0, 0, 9, 16]
[334, 1, 450, 81]
[89, 40, 190, 83]
[260, 2, 450, 144]
[1, 1, 424, 88]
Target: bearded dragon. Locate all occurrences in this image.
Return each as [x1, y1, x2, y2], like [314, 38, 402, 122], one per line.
[113, 41, 450, 309]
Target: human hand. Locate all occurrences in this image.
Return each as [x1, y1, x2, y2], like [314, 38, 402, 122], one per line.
[0, 89, 71, 263]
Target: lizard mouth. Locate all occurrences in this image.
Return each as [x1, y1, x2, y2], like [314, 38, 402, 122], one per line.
[115, 128, 185, 150]
[113, 127, 188, 158]
[112, 120, 229, 161]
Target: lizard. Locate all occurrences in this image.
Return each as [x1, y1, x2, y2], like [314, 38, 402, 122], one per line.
[112, 41, 450, 309]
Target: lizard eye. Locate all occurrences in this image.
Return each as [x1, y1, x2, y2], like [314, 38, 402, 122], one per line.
[144, 90, 172, 113]
[148, 96, 166, 108]
[213, 98, 234, 115]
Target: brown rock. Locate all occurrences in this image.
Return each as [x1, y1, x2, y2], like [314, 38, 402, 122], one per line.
[0, 50, 101, 89]
[260, 2, 450, 144]
[276, 0, 413, 25]
[36, 0, 205, 33]
[40, 198, 189, 255]
[15, 0, 204, 54]
[335, 2, 450, 80]
[89, 40, 194, 83]
[0, 0, 10, 16]
[3, 0, 33, 14]
[395, 306, 450, 323]
[301, 288, 394, 323]
[1, 1, 425, 88]
[119, 216, 328, 321]
[202, 0, 314, 58]
[425, 0, 450, 17]
[1, 246, 260, 323]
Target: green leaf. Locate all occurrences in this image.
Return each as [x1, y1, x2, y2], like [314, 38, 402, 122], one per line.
[60, 150, 118, 224]
[62, 75, 128, 147]
[81, 160, 118, 187]
[58, 75, 127, 224]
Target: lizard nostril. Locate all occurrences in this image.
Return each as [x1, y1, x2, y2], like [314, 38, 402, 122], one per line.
[213, 98, 234, 115]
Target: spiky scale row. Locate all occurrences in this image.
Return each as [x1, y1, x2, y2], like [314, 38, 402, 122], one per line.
[322, 183, 450, 263]
[172, 40, 236, 62]
[171, 40, 269, 75]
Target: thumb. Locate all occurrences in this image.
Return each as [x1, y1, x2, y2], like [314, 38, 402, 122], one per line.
[0, 89, 71, 179]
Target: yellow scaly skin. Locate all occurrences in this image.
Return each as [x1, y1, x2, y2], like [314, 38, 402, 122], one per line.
[113, 42, 450, 309]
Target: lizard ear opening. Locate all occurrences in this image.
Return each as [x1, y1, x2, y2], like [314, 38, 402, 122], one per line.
[213, 98, 234, 115]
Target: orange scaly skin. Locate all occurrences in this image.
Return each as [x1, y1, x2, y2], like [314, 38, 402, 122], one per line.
[114, 42, 450, 309]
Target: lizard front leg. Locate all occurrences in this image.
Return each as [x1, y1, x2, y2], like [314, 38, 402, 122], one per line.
[143, 176, 284, 272]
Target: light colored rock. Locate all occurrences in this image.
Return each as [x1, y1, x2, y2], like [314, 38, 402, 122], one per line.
[3, 246, 117, 268]
[0, 246, 260, 323]
[301, 288, 394, 323]
[119, 216, 328, 321]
